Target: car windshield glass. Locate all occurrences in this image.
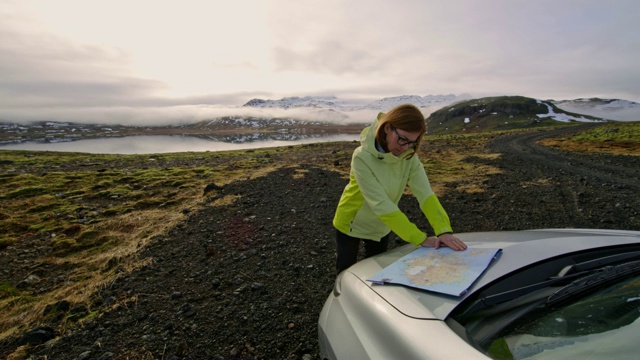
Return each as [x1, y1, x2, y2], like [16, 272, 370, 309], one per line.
[457, 251, 640, 320]
[482, 274, 640, 359]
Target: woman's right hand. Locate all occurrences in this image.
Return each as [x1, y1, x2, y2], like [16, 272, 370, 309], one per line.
[420, 234, 467, 251]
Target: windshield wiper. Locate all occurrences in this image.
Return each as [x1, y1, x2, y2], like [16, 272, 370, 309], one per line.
[456, 251, 640, 321]
[547, 259, 640, 305]
[556, 251, 640, 276]
[456, 274, 580, 321]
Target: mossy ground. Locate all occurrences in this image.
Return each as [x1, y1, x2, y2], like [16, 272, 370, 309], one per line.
[539, 121, 640, 156]
[0, 122, 637, 358]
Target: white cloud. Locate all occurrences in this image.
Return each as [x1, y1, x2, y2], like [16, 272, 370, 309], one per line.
[0, 0, 639, 125]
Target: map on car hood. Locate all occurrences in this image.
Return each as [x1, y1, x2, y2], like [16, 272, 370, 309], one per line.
[368, 247, 502, 296]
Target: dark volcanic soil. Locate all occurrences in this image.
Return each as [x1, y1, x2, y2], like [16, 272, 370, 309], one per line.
[3, 126, 640, 359]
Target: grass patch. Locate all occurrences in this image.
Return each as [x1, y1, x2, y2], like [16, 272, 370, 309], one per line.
[2, 186, 49, 199]
[0, 282, 21, 299]
[0, 147, 293, 343]
[420, 132, 504, 194]
[539, 121, 640, 156]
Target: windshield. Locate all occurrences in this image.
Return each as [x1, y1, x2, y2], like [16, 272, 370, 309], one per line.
[483, 274, 640, 359]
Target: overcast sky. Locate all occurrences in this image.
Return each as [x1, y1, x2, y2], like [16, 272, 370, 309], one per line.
[1, 0, 639, 125]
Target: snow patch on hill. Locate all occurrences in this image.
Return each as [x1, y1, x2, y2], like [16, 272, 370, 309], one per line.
[536, 100, 604, 123]
[553, 98, 640, 121]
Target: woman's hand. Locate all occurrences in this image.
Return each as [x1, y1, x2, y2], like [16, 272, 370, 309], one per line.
[420, 233, 467, 251]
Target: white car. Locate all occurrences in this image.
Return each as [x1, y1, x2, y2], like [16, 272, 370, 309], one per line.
[318, 229, 640, 359]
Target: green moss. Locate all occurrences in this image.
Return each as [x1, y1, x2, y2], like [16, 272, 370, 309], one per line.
[0, 282, 21, 298]
[96, 170, 124, 177]
[62, 223, 84, 237]
[132, 199, 165, 210]
[65, 175, 85, 180]
[162, 199, 180, 207]
[2, 186, 49, 199]
[28, 217, 66, 234]
[65, 189, 87, 198]
[170, 180, 186, 187]
[570, 122, 640, 143]
[77, 230, 100, 243]
[102, 205, 133, 216]
[117, 176, 137, 183]
[0, 237, 17, 250]
[0, 220, 30, 234]
[87, 237, 118, 254]
[51, 231, 116, 255]
[26, 201, 62, 213]
[91, 180, 115, 190]
[52, 238, 77, 252]
[0, 173, 17, 180]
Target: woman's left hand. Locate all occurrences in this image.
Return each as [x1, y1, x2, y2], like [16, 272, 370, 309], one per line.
[434, 233, 467, 251]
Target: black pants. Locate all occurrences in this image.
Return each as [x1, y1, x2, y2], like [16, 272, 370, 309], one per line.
[335, 229, 390, 274]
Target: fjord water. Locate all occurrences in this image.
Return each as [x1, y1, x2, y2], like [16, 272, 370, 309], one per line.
[0, 134, 360, 154]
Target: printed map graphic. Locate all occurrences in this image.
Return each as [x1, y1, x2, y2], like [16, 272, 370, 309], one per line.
[368, 247, 502, 296]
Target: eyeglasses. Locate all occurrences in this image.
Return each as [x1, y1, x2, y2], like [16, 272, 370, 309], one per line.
[392, 126, 419, 148]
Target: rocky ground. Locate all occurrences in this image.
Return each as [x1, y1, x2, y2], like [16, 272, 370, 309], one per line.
[2, 125, 639, 359]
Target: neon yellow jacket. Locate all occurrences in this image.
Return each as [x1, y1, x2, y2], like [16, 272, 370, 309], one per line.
[333, 114, 453, 245]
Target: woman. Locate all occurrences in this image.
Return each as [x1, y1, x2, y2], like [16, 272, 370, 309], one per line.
[333, 104, 467, 274]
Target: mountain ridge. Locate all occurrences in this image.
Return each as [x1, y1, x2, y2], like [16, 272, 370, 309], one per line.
[1, 95, 638, 145]
[242, 94, 467, 111]
[242, 94, 640, 122]
[553, 98, 640, 121]
[425, 96, 607, 135]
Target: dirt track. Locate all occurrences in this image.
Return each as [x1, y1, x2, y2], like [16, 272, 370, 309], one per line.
[491, 124, 640, 190]
[3, 126, 639, 359]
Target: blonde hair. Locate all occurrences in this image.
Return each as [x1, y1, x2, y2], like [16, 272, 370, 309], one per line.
[375, 104, 426, 159]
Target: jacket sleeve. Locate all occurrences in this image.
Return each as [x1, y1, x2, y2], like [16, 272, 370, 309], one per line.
[407, 157, 454, 236]
[352, 155, 427, 245]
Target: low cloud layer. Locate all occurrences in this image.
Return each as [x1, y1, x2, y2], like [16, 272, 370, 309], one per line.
[0, 104, 388, 126]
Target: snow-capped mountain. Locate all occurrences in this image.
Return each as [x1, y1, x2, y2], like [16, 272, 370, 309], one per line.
[205, 116, 331, 128]
[243, 94, 466, 112]
[242, 95, 639, 123]
[243, 96, 343, 109]
[553, 98, 640, 121]
[365, 94, 468, 110]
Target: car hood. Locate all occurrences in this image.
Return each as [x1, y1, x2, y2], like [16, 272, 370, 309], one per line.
[346, 229, 640, 320]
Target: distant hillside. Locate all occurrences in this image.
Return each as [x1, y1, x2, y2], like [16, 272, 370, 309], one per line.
[242, 94, 464, 112]
[553, 98, 640, 121]
[426, 96, 605, 135]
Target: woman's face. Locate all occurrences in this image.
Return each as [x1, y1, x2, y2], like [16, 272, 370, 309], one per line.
[385, 124, 421, 156]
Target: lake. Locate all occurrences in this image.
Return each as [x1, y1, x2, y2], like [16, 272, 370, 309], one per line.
[0, 134, 360, 154]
